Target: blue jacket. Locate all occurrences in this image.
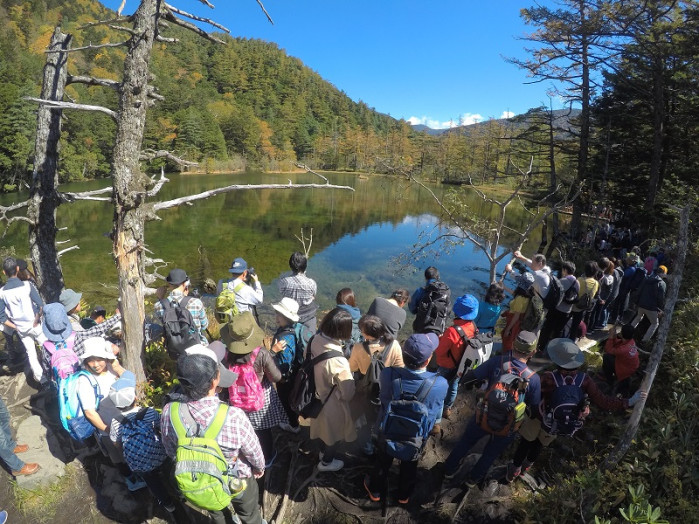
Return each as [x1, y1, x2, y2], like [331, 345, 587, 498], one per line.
[336, 304, 362, 345]
[378, 366, 448, 435]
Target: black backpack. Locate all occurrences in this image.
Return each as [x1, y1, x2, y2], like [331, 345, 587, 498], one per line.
[160, 296, 199, 359]
[288, 340, 344, 419]
[355, 341, 392, 404]
[412, 281, 451, 334]
[542, 275, 564, 310]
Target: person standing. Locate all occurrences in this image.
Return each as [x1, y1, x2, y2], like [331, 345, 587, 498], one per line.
[0, 257, 46, 384]
[630, 265, 667, 345]
[0, 394, 40, 477]
[409, 267, 451, 335]
[512, 251, 552, 301]
[153, 269, 209, 346]
[225, 258, 263, 316]
[367, 289, 409, 339]
[278, 252, 318, 333]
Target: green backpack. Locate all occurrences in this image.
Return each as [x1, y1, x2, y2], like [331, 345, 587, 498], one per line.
[215, 281, 245, 324]
[521, 293, 546, 333]
[170, 402, 244, 511]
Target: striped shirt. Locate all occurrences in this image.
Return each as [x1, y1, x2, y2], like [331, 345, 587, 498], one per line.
[160, 396, 265, 479]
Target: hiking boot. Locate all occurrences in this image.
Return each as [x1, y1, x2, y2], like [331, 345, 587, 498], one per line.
[521, 460, 533, 474]
[430, 424, 441, 436]
[317, 458, 344, 472]
[363, 475, 380, 502]
[13, 444, 29, 454]
[443, 407, 453, 420]
[12, 463, 40, 476]
[506, 463, 521, 483]
[278, 422, 300, 434]
[398, 496, 410, 505]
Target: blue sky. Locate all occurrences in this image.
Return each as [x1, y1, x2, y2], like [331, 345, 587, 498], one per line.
[100, 1, 560, 129]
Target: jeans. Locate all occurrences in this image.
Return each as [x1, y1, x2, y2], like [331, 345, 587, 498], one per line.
[436, 366, 458, 420]
[444, 417, 516, 483]
[0, 396, 24, 472]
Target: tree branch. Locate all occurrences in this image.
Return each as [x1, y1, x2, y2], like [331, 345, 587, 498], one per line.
[146, 168, 169, 197]
[161, 10, 226, 44]
[295, 163, 328, 183]
[0, 199, 30, 223]
[67, 75, 120, 90]
[78, 15, 134, 29]
[60, 187, 114, 203]
[57, 245, 80, 257]
[163, 3, 231, 33]
[45, 41, 129, 53]
[255, 0, 275, 24]
[23, 97, 117, 120]
[151, 182, 354, 214]
[140, 149, 198, 166]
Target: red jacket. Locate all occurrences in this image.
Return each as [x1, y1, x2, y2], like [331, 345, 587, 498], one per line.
[434, 319, 476, 369]
[604, 337, 640, 381]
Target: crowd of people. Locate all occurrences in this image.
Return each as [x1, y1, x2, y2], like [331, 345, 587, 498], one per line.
[0, 244, 657, 523]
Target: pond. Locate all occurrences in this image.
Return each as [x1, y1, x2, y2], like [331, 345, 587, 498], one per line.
[0, 171, 543, 332]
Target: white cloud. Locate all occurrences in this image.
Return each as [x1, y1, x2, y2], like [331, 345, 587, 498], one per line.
[408, 113, 484, 130]
[500, 111, 515, 119]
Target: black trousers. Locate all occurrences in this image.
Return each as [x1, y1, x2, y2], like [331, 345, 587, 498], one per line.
[368, 448, 419, 501]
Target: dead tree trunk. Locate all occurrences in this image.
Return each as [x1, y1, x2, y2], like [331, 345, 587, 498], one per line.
[111, 0, 159, 383]
[27, 28, 71, 302]
[602, 204, 690, 469]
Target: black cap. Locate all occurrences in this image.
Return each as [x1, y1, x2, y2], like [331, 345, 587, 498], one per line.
[166, 268, 188, 286]
[16, 259, 28, 271]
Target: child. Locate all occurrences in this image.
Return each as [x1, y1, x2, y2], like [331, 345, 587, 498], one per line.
[474, 283, 505, 334]
[501, 273, 535, 352]
[108, 371, 176, 512]
[603, 324, 640, 395]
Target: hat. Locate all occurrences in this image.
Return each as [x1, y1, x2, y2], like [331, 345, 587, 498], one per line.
[453, 294, 479, 320]
[16, 259, 28, 271]
[546, 338, 585, 369]
[402, 333, 439, 365]
[166, 268, 188, 286]
[513, 331, 538, 355]
[92, 305, 107, 317]
[272, 297, 300, 323]
[81, 337, 116, 362]
[515, 272, 535, 291]
[220, 311, 265, 354]
[108, 370, 137, 409]
[42, 302, 73, 342]
[184, 344, 237, 388]
[59, 288, 82, 313]
[228, 257, 248, 274]
[657, 265, 667, 274]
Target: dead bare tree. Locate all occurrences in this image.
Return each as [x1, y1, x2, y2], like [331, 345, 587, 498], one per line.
[18, 0, 352, 382]
[408, 158, 581, 282]
[602, 204, 690, 469]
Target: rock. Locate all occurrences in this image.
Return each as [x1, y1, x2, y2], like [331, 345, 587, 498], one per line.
[14, 414, 66, 489]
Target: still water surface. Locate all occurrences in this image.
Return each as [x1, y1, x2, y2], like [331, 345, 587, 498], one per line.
[0, 171, 537, 325]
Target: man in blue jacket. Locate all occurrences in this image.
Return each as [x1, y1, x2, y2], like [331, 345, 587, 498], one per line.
[364, 333, 448, 505]
[443, 331, 541, 488]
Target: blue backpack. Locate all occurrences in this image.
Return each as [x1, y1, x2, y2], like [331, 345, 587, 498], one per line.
[119, 407, 168, 473]
[378, 371, 437, 461]
[540, 371, 587, 436]
[58, 370, 101, 441]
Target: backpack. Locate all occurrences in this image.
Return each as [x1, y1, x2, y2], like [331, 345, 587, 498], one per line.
[562, 276, 580, 305]
[288, 342, 344, 419]
[227, 347, 265, 412]
[160, 296, 198, 359]
[170, 402, 242, 511]
[475, 360, 534, 436]
[575, 280, 597, 312]
[43, 332, 79, 381]
[412, 281, 451, 335]
[627, 267, 647, 292]
[215, 281, 245, 324]
[542, 275, 564, 310]
[454, 325, 493, 376]
[275, 322, 313, 377]
[119, 407, 167, 473]
[378, 371, 438, 461]
[540, 371, 587, 436]
[58, 370, 101, 441]
[521, 293, 546, 332]
[355, 341, 392, 403]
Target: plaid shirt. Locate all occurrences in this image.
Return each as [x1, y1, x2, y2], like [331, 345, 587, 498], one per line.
[160, 396, 265, 478]
[278, 272, 317, 306]
[153, 289, 209, 345]
[42, 314, 123, 368]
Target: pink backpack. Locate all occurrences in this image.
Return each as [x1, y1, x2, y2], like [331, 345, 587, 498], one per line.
[43, 332, 79, 381]
[228, 347, 265, 412]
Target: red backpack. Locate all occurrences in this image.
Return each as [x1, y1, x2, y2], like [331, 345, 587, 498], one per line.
[227, 348, 265, 412]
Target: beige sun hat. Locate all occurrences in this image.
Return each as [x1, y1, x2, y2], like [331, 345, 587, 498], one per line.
[272, 297, 300, 323]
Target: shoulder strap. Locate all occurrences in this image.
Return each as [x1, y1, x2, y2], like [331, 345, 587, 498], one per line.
[391, 369, 402, 400]
[415, 375, 438, 403]
[379, 341, 392, 361]
[362, 340, 371, 356]
[170, 402, 187, 438]
[179, 295, 193, 308]
[574, 372, 586, 387]
[203, 404, 229, 440]
[454, 325, 468, 345]
[135, 407, 151, 422]
[232, 281, 246, 293]
[309, 348, 344, 367]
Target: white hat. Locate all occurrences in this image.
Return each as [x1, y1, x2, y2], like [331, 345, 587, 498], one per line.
[272, 297, 300, 323]
[185, 344, 237, 388]
[81, 337, 116, 362]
